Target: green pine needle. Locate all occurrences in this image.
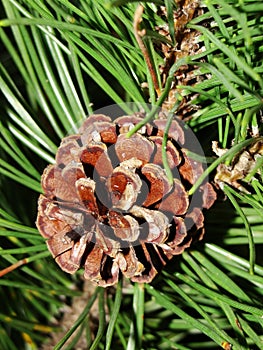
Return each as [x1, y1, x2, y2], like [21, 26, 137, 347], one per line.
[0, 0, 262, 349]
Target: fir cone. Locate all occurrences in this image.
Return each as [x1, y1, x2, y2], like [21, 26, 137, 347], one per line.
[36, 113, 216, 287]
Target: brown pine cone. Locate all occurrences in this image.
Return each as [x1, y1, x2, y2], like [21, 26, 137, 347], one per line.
[156, 1, 209, 116]
[36, 113, 216, 287]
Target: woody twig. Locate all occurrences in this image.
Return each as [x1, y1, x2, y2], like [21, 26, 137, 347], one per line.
[133, 4, 161, 97]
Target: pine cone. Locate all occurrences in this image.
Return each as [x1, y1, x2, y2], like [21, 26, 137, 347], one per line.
[36, 113, 216, 287]
[156, 1, 209, 116]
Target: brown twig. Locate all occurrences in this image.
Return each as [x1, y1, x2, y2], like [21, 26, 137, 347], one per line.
[133, 4, 161, 96]
[0, 258, 28, 277]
